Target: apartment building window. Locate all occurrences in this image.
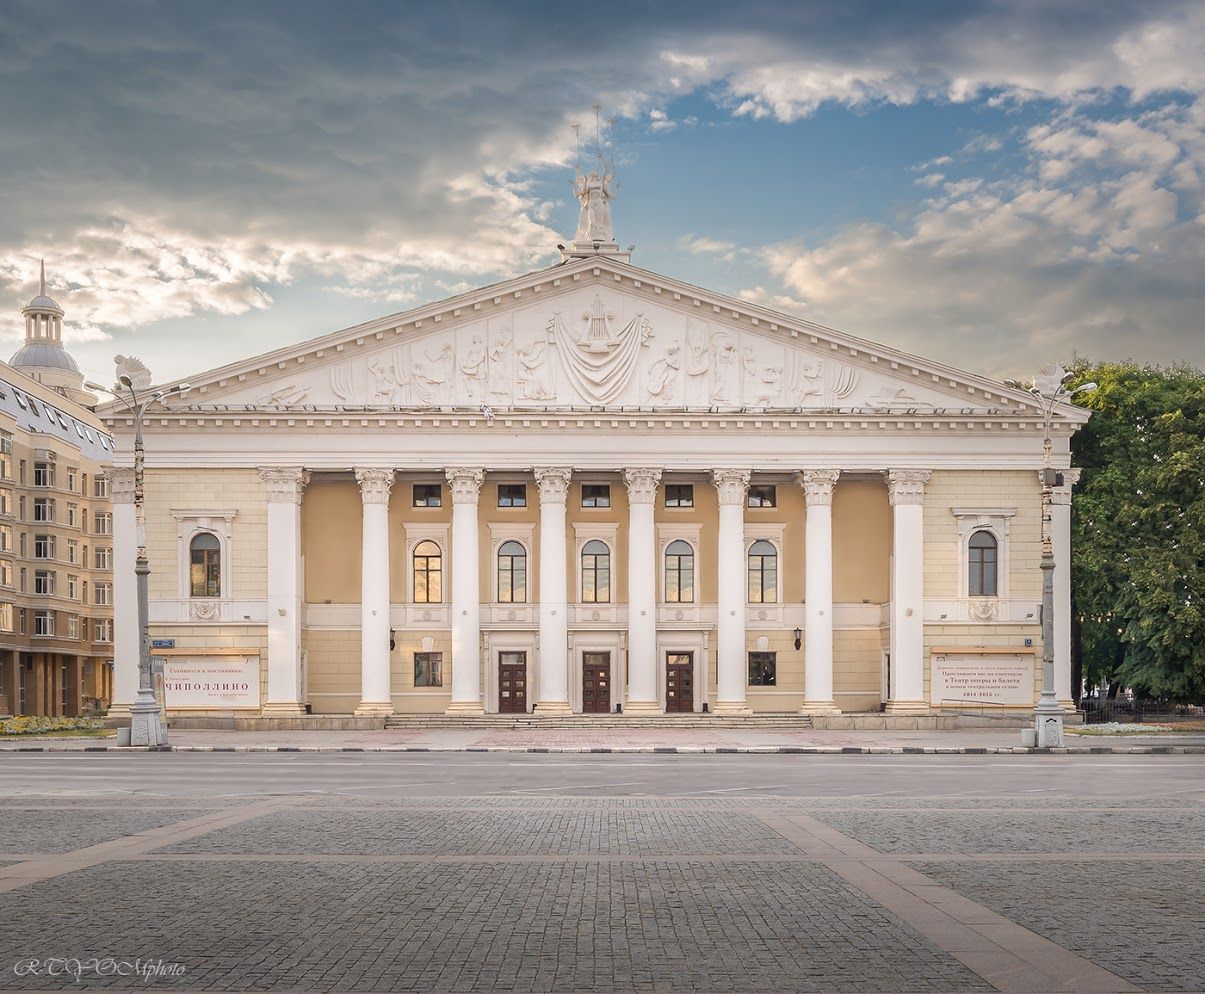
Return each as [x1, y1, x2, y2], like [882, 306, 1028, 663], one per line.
[18, 608, 26, 634]
[67, 539, 78, 565]
[18, 567, 25, 592]
[33, 498, 55, 522]
[94, 618, 113, 643]
[93, 476, 110, 499]
[34, 535, 55, 560]
[0, 432, 10, 479]
[0, 560, 10, 587]
[67, 503, 78, 527]
[33, 611, 54, 637]
[0, 524, 11, 552]
[67, 468, 77, 492]
[95, 547, 112, 570]
[17, 496, 25, 520]
[93, 511, 112, 535]
[67, 574, 79, 599]
[34, 570, 55, 596]
[0, 602, 12, 632]
[18, 459, 26, 484]
[94, 582, 112, 607]
[67, 615, 79, 639]
[33, 462, 54, 488]
[0, 487, 10, 515]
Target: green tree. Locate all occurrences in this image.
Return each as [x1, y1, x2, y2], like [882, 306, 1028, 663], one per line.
[1070, 360, 1205, 702]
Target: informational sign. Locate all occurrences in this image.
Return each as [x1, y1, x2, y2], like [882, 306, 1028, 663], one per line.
[162, 656, 260, 710]
[931, 653, 1034, 707]
[151, 638, 176, 649]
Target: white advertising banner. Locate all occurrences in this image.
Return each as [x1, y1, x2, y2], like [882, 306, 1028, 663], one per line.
[163, 656, 261, 709]
[930, 653, 1034, 707]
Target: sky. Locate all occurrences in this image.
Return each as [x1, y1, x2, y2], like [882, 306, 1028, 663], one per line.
[1, 0, 1203, 387]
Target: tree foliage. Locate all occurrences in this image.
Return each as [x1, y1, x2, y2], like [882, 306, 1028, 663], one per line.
[1070, 360, 1205, 701]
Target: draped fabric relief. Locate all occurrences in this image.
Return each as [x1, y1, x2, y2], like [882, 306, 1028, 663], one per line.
[546, 296, 651, 406]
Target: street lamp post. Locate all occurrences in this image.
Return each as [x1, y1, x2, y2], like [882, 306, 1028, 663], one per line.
[1006, 364, 1095, 748]
[87, 361, 189, 748]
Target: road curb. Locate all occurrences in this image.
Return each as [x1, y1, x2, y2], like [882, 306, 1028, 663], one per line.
[1, 744, 1202, 755]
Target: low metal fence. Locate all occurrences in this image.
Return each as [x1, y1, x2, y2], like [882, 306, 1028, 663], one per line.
[1080, 697, 1204, 724]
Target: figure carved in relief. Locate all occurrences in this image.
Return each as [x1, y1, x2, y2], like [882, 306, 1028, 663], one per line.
[755, 365, 783, 407]
[368, 358, 400, 405]
[488, 329, 513, 400]
[646, 342, 680, 402]
[258, 383, 311, 406]
[710, 332, 737, 403]
[517, 339, 554, 400]
[460, 335, 487, 402]
[413, 343, 455, 404]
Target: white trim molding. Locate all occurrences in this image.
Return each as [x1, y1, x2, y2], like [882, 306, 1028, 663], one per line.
[950, 506, 1016, 601]
[170, 508, 238, 605]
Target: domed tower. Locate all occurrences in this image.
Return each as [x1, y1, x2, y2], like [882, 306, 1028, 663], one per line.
[10, 261, 96, 406]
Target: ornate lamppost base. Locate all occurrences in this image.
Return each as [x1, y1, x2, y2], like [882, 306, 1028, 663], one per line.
[129, 694, 167, 747]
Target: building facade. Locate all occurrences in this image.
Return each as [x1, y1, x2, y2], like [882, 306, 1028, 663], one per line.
[0, 268, 115, 717]
[101, 222, 1088, 719]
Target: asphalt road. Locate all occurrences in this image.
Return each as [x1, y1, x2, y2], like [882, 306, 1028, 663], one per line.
[1, 750, 1202, 799]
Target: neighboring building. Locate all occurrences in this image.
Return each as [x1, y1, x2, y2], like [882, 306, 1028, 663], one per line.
[101, 181, 1088, 720]
[0, 266, 115, 717]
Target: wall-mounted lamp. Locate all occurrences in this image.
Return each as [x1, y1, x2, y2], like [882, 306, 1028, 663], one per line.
[793, 627, 802, 651]
[389, 629, 396, 652]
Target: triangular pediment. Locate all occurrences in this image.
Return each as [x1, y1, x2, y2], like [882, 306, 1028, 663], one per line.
[122, 256, 1082, 422]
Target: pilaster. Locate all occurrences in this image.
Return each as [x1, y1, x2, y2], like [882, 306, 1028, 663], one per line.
[260, 467, 309, 715]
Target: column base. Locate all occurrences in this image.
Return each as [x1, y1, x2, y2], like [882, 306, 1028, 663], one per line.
[884, 699, 930, 714]
[799, 700, 842, 715]
[444, 700, 485, 715]
[1058, 698, 1077, 713]
[260, 702, 306, 716]
[107, 703, 134, 719]
[712, 700, 753, 716]
[622, 699, 663, 715]
[533, 700, 573, 716]
[354, 701, 395, 716]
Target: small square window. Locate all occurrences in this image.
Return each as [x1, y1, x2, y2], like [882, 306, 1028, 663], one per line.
[498, 484, 527, 508]
[748, 651, 777, 686]
[581, 484, 610, 508]
[665, 484, 694, 508]
[413, 484, 442, 508]
[414, 652, 443, 687]
[748, 485, 777, 508]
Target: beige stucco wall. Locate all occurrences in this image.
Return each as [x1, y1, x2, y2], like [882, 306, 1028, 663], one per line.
[833, 480, 891, 603]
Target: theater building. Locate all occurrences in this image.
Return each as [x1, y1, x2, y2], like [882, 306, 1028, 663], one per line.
[101, 195, 1087, 720]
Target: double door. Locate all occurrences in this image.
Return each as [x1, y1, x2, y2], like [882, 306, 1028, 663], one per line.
[498, 651, 527, 713]
[581, 652, 611, 714]
[665, 652, 694, 713]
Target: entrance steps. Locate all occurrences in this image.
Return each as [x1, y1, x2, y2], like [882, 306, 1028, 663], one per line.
[383, 713, 814, 730]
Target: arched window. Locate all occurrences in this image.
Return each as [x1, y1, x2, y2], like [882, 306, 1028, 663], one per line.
[747, 539, 777, 603]
[968, 530, 998, 597]
[413, 540, 442, 603]
[189, 532, 221, 598]
[664, 540, 694, 603]
[581, 539, 611, 603]
[497, 541, 527, 603]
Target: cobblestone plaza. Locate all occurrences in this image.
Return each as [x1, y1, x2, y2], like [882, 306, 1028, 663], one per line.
[0, 753, 1202, 992]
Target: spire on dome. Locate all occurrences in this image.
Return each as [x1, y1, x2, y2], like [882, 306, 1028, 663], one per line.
[39, 258, 46, 297]
[561, 107, 631, 262]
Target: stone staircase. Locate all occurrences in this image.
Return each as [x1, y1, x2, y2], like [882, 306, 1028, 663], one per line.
[383, 712, 814, 730]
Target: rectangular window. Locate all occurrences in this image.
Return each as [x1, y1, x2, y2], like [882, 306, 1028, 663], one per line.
[34, 570, 55, 595]
[33, 462, 54, 488]
[67, 574, 79, 599]
[665, 484, 694, 508]
[0, 487, 10, 514]
[0, 560, 10, 587]
[412, 484, 442, 507]
[34, 611, 54, 637]
[67, 615, 79, 640]
[93, 476, 110, 499]
[0, 525, 10, 552]
[33, 498, 55, 522]
[94, 618, 113, 643]
[748, 651, 777, 686]
[0, 602, 12, 632]
[414, 651, 443, 687]
[67, 540, 78, 565]
[581, 484, 611, 508]
[34, 535, 55, 559]
[747, 485, 777, 508]
[93, 511, 112, 535]
[67, 503, 78, 527]
[498, 484, 527, 508]
[95, 547, 112, 570]
[94, 582, 112, 607]
[67, 468, 77, 491]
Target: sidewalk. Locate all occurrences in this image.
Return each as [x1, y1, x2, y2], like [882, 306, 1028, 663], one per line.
[3, 726, 1204, 753]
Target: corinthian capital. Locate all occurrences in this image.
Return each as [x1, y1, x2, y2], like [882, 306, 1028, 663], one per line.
[799, 469, 841, 506]
[355, 467, 395, 505]
[1050, 467, 1082, 506]
[712, 468, 751, 506]
[533, 467, 572, 504]
[445, 467, 485, 504]
[622, 467, 662, 505]
[109, 468, 137, 505]
[259, 466, 310, 504]
[887, 469, 931, 506]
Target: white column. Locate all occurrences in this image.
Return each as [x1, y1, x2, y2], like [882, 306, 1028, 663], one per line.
[446, 467, 484, 714]
[355, 468, 394, 715]
[1052, 469, 1081, 710]
[533, 467, 572, 714]
[622, 467, 661, 714]
[713, 469, 751, 715]
[800, 470, 841, 714]
[886, 470, 931, 712]
[260, 467, 309, 714]
[109, 468, 138, 717]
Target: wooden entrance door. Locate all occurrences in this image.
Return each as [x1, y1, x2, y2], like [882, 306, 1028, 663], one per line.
[582, 652, 611, 714]
[665, 652, 694, 713]
[498, 651, 528, 713]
